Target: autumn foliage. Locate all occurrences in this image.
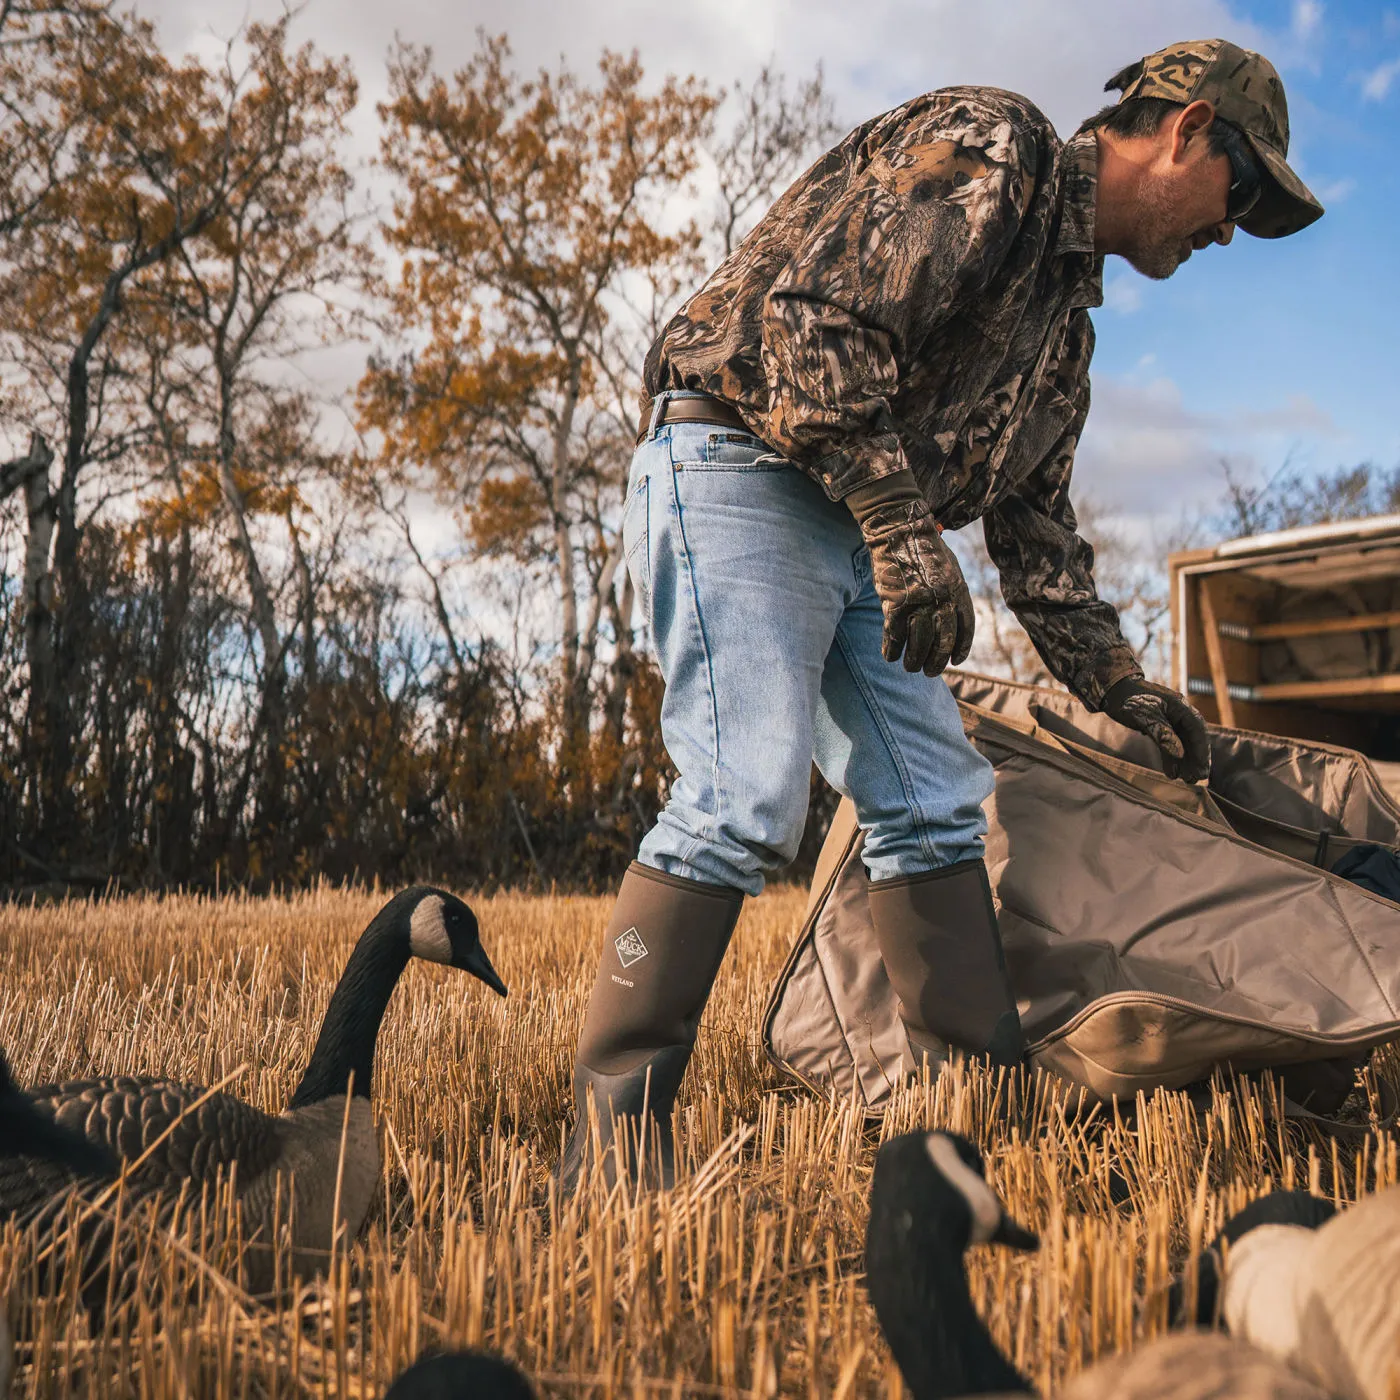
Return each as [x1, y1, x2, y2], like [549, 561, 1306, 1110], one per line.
[0, 7, 842, 891]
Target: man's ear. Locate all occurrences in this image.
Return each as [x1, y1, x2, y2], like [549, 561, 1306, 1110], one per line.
[1169, 99, 1217, 163]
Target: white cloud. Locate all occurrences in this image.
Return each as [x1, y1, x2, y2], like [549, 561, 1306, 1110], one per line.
[1362, 54, 1400, 99]
[1292, 0, 1322, 40]
[1311, 175, 1356, 203]
[1074, 374, 1338, 514]
[1103, 274, 1144, 315]
[139, 0, 1263, 148]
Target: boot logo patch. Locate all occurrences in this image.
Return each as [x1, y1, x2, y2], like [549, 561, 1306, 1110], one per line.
[614, 926, 649, 968]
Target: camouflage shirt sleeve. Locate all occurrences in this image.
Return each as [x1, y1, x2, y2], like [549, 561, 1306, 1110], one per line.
[758, 103, 1034, 501]
[981, 311, 1144, 710]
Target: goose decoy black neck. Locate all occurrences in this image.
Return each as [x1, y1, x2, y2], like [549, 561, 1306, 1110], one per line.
[288, 886, 506, 1109]
[866, 1131, 1037, 1399]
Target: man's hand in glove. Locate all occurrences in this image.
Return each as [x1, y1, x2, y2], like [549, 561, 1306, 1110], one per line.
[1101, 677, 1212, 783]
[846, 469, 974, 676]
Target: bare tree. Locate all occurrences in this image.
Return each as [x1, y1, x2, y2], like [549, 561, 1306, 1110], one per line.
[710, 63, 843, 257]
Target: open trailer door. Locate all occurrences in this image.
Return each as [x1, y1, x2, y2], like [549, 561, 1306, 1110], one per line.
[1169, 513, 1400, 801]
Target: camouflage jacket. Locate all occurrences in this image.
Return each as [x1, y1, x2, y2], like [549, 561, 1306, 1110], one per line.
[643, 87, 1143, 708]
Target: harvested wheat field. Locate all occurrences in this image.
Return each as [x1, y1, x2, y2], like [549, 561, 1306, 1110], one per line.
[1, 885, 1397, 1398]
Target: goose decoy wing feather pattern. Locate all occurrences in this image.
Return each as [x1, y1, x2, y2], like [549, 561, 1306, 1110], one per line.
[26, 1077, 286, 1189]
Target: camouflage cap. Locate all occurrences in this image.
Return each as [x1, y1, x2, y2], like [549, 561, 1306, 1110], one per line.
[1108, 38, 1323, 239]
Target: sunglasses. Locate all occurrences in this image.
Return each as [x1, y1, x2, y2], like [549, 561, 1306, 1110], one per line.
[1215, 120, 1264, 224]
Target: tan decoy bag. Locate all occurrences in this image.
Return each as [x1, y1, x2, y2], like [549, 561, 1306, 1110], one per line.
[763, 672, 1400, 1114]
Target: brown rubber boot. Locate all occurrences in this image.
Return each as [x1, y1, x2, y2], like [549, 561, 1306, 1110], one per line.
[558, 862, 744, 1192]
[866, 860, 1024, 1070]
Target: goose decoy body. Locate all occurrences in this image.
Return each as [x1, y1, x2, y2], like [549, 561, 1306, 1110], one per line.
[1056, 1331, 1333, 1399]
[12, 887, 505, 1294]
[866, 1131, 1335, 1400]
[383, 1349, 535, 1399]
[1220, 1185, 1400, 1400]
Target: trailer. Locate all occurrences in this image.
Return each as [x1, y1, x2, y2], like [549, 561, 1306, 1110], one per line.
[1169, 513, 1400, 800]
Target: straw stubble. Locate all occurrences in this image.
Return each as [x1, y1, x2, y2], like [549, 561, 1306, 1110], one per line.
[1, 887, 1396, 1397]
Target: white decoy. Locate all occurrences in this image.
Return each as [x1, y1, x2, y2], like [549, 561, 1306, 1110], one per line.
[865, 1130, 1335, 1400]
[1171, 1189, 1338, 1327]
[1222, 1184, 1400, 1400]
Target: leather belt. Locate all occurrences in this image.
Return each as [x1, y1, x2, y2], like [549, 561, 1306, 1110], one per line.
[638, 393, 756, 444]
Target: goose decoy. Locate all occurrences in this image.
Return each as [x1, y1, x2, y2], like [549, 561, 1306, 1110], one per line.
[1219, 1185, 1400, 1400]
[12, 887, 505, 1294]
[383, 1349, 535, 1399]
[865, 1131, 1334, 1400]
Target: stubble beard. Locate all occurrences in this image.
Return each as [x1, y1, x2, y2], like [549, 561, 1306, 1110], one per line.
[1117, 180, 1189, 281]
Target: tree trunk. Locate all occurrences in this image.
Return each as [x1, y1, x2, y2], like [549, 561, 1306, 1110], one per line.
[215, 362, 287, 841]
[18, 434, 57, 826]
[551, 356, 585, 748]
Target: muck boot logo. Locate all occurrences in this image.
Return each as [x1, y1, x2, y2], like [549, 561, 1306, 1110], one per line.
[614, 926, 649, 969]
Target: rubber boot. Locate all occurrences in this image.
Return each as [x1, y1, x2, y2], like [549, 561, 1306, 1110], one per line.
[558, 862, 744, 1192]
[866, 859, 1024, 1070]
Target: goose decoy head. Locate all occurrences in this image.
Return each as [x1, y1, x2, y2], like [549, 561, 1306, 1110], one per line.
[871, 1131, 1040, 1256]
[400, 887, 508, 997]
[1173, 1189, 1339, 1327]
[383, 1348, 535, 1399]
[866, 1132, 1038, 1398]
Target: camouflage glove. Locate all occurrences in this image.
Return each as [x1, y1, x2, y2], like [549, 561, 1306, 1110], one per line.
[846, 470, 974, 676]
[1100, 677, 1212, 783]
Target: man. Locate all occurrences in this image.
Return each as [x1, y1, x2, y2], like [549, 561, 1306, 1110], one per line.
[559, 39, 1323, 1187]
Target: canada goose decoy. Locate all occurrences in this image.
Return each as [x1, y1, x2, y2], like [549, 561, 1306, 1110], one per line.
[383, 1349, 536, 1399]
[865, 1131, 1334, 1400]
[13, 887, 505, 1294]
[1219, 1185, 1400, 1400]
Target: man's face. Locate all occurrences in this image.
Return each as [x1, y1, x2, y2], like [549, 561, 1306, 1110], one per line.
[1115, 111, 1236, 280]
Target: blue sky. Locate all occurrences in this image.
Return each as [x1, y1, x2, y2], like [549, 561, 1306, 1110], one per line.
[1076, 0, 1400, 523]
[146, 0, 1400, 529]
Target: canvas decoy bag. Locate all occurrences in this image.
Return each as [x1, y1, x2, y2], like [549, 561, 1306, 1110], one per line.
[763, 671, 1400, 1113]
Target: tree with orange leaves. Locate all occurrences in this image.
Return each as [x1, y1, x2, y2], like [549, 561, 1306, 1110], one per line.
[360, 35, 716, 772]
[0, 4, 365, 853]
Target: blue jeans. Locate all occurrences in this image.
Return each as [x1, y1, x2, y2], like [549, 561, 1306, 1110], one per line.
[626, 393, 994, 896]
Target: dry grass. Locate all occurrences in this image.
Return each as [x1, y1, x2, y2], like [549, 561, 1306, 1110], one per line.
[1, 885, 1397, 1398]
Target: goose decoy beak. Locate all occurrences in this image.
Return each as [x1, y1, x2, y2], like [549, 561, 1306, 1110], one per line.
[465, 943, 508, 997]
[991, 1213, 1039, 1251]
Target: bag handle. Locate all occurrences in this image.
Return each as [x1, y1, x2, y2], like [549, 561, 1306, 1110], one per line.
[962, 700, 1231, 825]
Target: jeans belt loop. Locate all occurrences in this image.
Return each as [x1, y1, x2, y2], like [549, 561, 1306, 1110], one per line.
[646, 392, 670, 443]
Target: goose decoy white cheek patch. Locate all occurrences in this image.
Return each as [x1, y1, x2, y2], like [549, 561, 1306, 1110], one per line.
[409, 896, 453, 963]
[925, 1133, 1002, 1244]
